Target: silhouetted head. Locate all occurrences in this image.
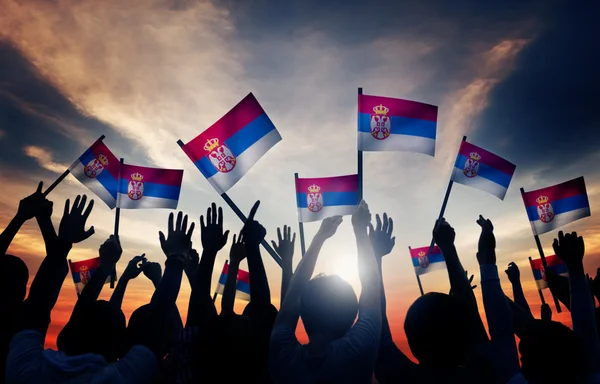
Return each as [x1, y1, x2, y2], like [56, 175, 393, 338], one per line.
[519, 320, 583, 383]
[125, 303, 182, 354]
[404, 292, 472, 368]
[57, 300, 126, 362]
[0, 255, 28, 310]
[300, 274, 358, 340]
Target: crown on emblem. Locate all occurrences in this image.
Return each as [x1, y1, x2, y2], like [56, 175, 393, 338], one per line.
[130, 172, 144, 181]
[373, 104, 389, 115]
[418, 251, 426, 257]
[97, 154, 109, 165]
[308, 184, 321, 194]
[469, 152, 481, 161]
[80, 265, 88, 271]
[536, 195, 549, 205]
[204, 138, 220, 152]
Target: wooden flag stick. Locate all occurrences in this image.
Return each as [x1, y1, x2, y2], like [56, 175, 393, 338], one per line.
[521, 187, 561, 313]
[409, 246, 425, 296]
[529, 256, 547, 305]
[43, 134, 106, 197]
[357, 87, 364, 202]
[110, 158, 123, 289]
[294, 172, 307, 257]
[176, 139, 282, 267]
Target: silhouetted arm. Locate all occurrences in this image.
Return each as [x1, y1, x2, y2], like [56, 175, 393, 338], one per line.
[271, 226, 296, 302]
[546, 268, 571, 310]
[221, 259, 240, 315]
[506, 296, 533, 338]
[245, 243, 271, 308]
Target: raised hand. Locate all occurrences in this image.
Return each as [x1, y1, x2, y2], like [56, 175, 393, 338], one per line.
[58, 195, 95, 244]
[316, 215, 343, 240]
[99, 235, 123, 268]
[200, 203, 229, 254]
[271, 225, 296, 263]
[433, 218, 455, 248]
[467, 271, 477, 290]
[241, 201, 267, 247]
[230, 232, 246, 264]
[351, 200, 371, 230]
[122, 254, 147, 280]
[505, 262, 521, 285]
[16, 181, 48, 221]
[541, 303, 552, 322]
[476, 214, 496, 265]
[142, 261, 162, 286]
[159, 211, 195, 264]
[368, 212, 395, 258]
[553, 231, 585, 273]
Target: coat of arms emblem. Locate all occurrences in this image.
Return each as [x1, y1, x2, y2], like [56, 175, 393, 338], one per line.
[79, 265, 92, 285]
[84, 154, 109, 178]
[370, 104, 391, 140]
[536, 195, 554, 223]
[205, 138, 236, 173]
[463, 152, 481, 178]
[418, 251, 430, 268]
[127, 172, 144, 200]
[307, 184, 324, 213]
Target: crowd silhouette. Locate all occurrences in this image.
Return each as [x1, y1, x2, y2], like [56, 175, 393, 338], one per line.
[1, 182, 600, 383]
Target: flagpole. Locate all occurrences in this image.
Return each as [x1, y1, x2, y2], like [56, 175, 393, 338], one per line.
[111, 158, 123, 289]
[426, 136, 466, 257]
[521, 188, 561, 313]
[176, 139, 282, 267]
[294, 172, 307, 257]
[529, 256, 547, 305]
[357, 87, 363, 201]
[43, 134, 106, 197]
[409, 246, 425, 296]
[213, 259, 229, 304]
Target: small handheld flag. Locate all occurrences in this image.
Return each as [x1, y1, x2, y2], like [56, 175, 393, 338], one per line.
[68, 137, 119, 208]
[295, 174, 359, 222]
[522, 176, 590, 235]
[529, 255, 569, 290]
[410, 246, 446, 276]
[215, 261, 251, 301]
[358, 94, 438, 156]
[116, 163, 183, 209]
[450, 140, 516, 200]
[179, 93, 282, 194]
[69, 257, 108, 294]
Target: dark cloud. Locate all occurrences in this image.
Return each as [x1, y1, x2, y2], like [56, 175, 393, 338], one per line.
[473, 1, 600, 177]
[0, 41, 136, 178]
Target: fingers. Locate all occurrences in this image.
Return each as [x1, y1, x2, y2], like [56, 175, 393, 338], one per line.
[79, 195, 87, 214]
[291, 232, 296, 244]
[233, 234, 237, 244]
[217, 206, 223, 228]
[181, 213, 188, 232]
[63, 199, 70, 217]
[159, 231, 166, 247]
[375, 214, 382, 232]
[271, 240, 277, 250]
[168, 212, 174, 235]
[206, 205, 211, 225]
[387, 217, 394, 236]
[73, 196, 81, 214]
[391, 237, 396, 248]
[368, 223, 375, 236]
[36, 181, 43, 193]
[238, 231, 243, 244]
[552, 238, 559, 253]
[382, 213, 389, 233]
[223, 230, 230, 243]
[558, 231, 565, 244]
[211, 202, 217, 225]
[187, 222, 196, 239]
[248, 200, 260, 221]
[200, 215, 206, 230]
[277, 227, 283, 243]
[83, 226, 95, 240]
[176, 211, 183, 232]
[82, 199, 95, 220]
[286, 225, 291, 240]
[471, 285, 478, 290]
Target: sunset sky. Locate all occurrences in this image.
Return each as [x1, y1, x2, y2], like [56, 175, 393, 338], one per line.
[1, 0, 599, 356]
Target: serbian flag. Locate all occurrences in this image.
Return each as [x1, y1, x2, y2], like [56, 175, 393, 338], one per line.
[215, 261, 251, 301]
[296, 174, 359, 222]
[358, 94, 438, 156]
[179, 93, 282, 194]
[529, 255, 569, 290]
[451, 141, 516, 200]
[410, 246, 446, 275]
[522, 177, 590, 235]
[69, 257, 108, 294]
[68, 137, 119, 208]
[116, 163, 183, 209]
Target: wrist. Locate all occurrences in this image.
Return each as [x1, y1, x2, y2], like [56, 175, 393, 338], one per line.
[165, 257, 186, 268]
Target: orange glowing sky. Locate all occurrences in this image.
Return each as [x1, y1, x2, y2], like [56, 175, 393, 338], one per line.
[1, 0, 599, 361]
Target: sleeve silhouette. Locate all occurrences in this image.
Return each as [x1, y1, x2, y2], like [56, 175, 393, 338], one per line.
[553, 231, 600, 377]
[435, 218, 488, 342]
[110, 254, 146, 309]
[244, 235, 271, 309]
[477, 215, 520, 382]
